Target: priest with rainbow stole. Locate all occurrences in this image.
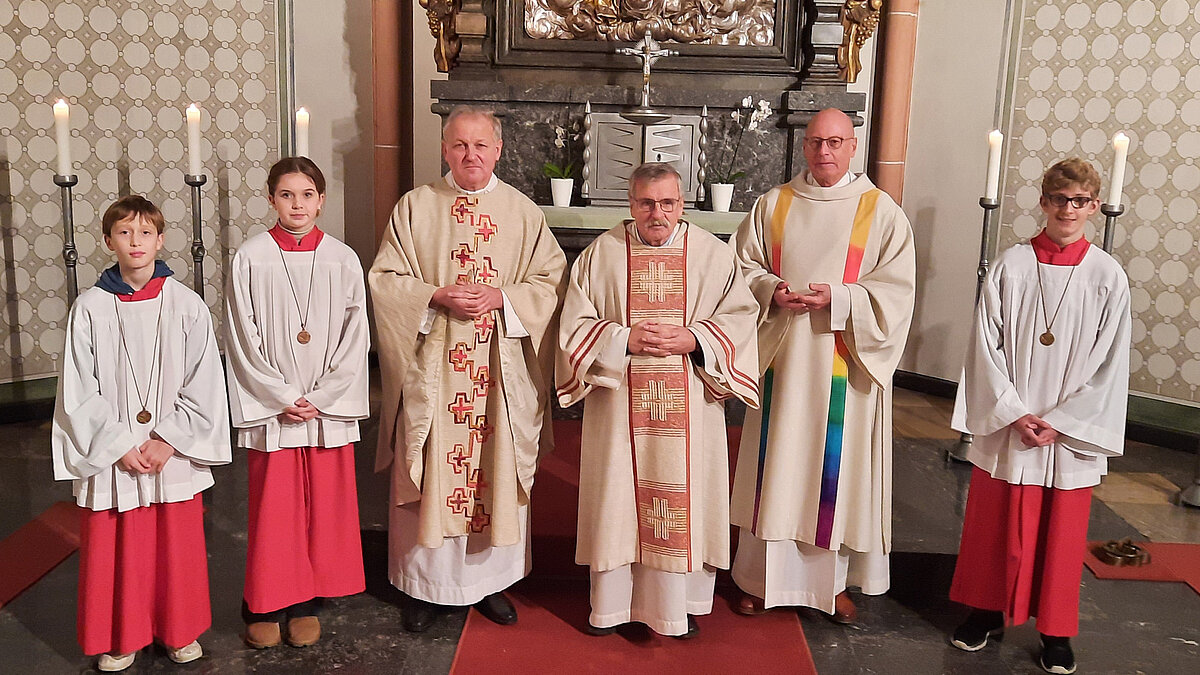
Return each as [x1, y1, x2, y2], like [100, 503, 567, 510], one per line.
[728, 108, 915, 624]
[558, 163, 760, 638]
[948, 158, 1130, 675]
[369, 106, 567, 633]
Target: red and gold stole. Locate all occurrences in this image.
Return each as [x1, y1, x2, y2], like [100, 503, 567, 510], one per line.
[625, 226, 693, 572]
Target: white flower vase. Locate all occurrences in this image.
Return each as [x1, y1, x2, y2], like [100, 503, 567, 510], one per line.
[710, 182, 735, 212]
[550, 178, 573, 207]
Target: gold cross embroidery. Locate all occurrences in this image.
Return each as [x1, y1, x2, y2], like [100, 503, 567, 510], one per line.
[631, 260, 682, 303]
[639, 496, 687, 540]
[633, 379, 687, 421]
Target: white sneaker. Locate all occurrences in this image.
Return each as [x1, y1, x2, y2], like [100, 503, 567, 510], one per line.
[167, 640, 203, 664]
[97, 651, 136, 672]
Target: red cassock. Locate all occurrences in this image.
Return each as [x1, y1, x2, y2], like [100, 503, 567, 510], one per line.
[950, 467, 1092, 637]
[243, 444, 365, 614]
[78, 495, 210, 656]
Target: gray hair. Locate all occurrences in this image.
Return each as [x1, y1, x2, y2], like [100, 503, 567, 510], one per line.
[442, 106, 503, 142]
[627, 162, 682, 197]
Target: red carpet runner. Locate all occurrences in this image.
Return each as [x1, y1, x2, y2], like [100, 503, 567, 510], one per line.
[0, 501, 80, 609]
[449, 420, 817, 674]
[1084, 541, 1200, 595]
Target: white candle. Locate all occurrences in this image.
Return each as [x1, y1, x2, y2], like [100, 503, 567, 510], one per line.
[295, 107, 309, 158]
[1108, 132, 1129, 207]
[54, 99, 71, 176]
[984, 129, 1003, 200]
[186, 104, 201, 176]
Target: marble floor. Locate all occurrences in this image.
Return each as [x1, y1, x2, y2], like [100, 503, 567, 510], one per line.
[1, 385, 1198, 674]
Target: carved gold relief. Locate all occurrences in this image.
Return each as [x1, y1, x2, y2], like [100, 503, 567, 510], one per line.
[524, 0, 776, 46]
[422, 0, 461, 72]
[838, 0, 882, 83]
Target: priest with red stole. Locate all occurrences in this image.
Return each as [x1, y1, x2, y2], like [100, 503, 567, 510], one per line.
[557, 163, 760, 637]
[370, 106, 567, 633]
[949, 158, 1131, 675]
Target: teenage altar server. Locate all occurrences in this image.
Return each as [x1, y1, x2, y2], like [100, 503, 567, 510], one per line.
[557, 163, 760, 638]
[949, 158, 1131, 675]
[53, 195, 231, 672]
[369, 106, 567, 632]
[224, 157, 370, 649]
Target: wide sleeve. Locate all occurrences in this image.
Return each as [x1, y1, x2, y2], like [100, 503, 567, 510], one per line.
[1040, 274, 1131, 457]
[368, 198, 441, 471]
[841, 203, 917, 387]
[951, 260, 1030, 436]
[51, 302, 140, 480]
[223, 249, 305, 427]
[153, 298, 232, 466]
[305, 252, 370, 420]
[730, 191, 793, 371]
[556, 242, 627, 407]
[497, 215, 568, 357]
[689, 257, 762, 408]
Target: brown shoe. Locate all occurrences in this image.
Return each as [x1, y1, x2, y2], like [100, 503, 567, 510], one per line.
[287, 615, 321, 647]
[245, 621, 282, 649]
[829, 591, 858, 625]
[734, 593, 768, 616]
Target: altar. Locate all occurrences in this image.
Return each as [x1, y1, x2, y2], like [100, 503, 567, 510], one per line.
[542, 205, 747, 262]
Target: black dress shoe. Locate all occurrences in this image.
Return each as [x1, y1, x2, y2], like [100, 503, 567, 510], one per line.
[402, 595, 437, 633]
[673, 614, 699, 640]
[586, 623, 616, 636]
[474, 592, 518, 625]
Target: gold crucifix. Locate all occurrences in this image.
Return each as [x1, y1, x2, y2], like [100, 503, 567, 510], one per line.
[616, 29, 678, 109]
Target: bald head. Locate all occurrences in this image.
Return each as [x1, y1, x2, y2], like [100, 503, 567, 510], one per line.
[803, 108, 857, 187]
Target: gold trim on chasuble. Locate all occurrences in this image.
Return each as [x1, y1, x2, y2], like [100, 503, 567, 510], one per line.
[441, 195, 499, 536]
[625, 228, 694, 572]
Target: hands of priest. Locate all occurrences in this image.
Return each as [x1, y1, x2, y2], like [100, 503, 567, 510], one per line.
[118, 447, 153, 474]
[432, 283, 503, 320]
[281, 397, 320, 424]
[628, 321, 696, 357]
[1011, 414, 1060, 447]
[773, 282, 832, 313]
[796, 283, 832, 311]
[139, 436, 177, 473]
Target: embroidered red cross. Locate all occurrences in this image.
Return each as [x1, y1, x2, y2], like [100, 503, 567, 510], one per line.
[452, 197, 473, 223]
[468, 467, 489, 492]
[474, 314, 494, 343]
[469, 503, 491, 532]
[475, 215, 496, 242]
[476, 257, 497, 284]
[447, 443, 471, 474]
[448, 392, 473, 424]
[448, 342, 471, 371]
[446, 488, 472, 515]
[471, 366, 492, 397]
[469, 415, 493, 444]
[453, 244, 474, 268]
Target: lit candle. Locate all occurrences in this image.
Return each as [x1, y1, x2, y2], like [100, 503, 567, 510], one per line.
[295, 107, 310, 158]
[186, 104, 201, 176]
[54, 99, 71, 176]
[1108, 132, 1129, 207]
[984, 129, 1003, 200]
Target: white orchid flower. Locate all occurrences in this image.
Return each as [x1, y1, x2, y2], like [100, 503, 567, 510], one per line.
[741, 95, 753, 108]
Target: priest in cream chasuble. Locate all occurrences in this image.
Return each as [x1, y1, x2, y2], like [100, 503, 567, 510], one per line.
[369, 108, 566, 627]
[558, 163, 759, 637]
[729, 110, 916, 620]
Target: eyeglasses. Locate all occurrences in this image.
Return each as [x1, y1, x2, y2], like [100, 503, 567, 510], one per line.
[803, 136, 849, 150]
[1043, 194, 1096, 209]
[632, 197, 681, 212]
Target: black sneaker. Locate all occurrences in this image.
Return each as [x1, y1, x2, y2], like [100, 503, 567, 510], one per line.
[949, 609, 1004, 651]
[1039, 635, 1076, 674]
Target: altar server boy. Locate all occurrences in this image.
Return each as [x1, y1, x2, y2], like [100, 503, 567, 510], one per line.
[948, 158, 1131, 675]
[53, 195, 231, 672]
[224, 157, 370, 649]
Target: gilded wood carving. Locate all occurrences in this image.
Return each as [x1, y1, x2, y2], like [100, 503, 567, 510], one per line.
[524, 0, 776, 46]
[838, 0, 882, 83]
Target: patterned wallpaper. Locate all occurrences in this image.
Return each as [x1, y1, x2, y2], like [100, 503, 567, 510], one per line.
[1002, 0, 1200, 403]
[0, 0, 281, 384]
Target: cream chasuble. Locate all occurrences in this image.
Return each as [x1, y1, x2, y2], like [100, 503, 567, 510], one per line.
[558, 221, 759, 574]
[224, 227, 371, 452]
[53, 279, 232, 512]
[369, 177, 566, 550]
[952, 242, 1130, 489]
[729, 174, 915, 554]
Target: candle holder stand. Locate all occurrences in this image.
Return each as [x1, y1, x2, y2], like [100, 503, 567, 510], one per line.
[1100, 202, 1124, 253]
[54, 174, 80, 305]
[948, 196, 1001, 463]
[185, 174, 208, 298]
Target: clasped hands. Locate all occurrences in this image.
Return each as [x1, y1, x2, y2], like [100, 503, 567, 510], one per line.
[432, 282, 503, 320]
[118, 432, 176, 475]
[773, 281, 831, 312]
[628, 320, 696, 358]
[1010, 413, 1059, 448]
[280, 396, 319, 424]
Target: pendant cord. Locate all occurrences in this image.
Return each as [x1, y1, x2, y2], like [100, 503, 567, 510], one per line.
[114, 290, 165, 419]
[276, 237, 318, 333]
[1035, 260, 1077, 337]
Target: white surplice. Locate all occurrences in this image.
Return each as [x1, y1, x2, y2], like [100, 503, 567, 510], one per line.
[53, 279, 232, 511]
[951, 242, 1131, 488]
[224, 229, 371, 451]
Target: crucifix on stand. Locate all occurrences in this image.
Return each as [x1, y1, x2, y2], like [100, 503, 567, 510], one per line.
[616, 29, 678, 125]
